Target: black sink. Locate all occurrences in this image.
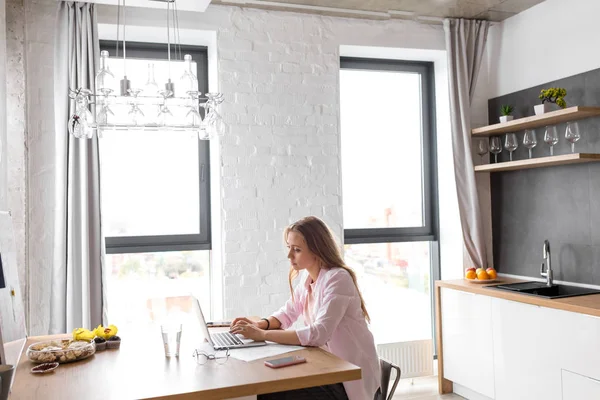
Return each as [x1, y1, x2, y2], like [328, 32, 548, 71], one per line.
[486, 281, 600, 299]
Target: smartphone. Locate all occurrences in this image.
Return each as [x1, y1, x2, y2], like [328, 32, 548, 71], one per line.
[264, 356, 307, 369]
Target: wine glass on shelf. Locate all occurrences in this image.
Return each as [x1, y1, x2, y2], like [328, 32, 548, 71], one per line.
[504, 133, 518, 161]
[476, 139, 488, 164]
[544, 126, 559, 156]
[490, 136, 502, 163]
[523, 129, 537, 159]
[565, 121, 581, 153]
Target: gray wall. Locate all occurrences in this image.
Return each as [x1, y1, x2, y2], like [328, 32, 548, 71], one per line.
[488, 67, 600, 285]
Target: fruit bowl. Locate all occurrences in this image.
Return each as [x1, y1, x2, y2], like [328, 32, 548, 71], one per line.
[465, 267, 498, 282]
[27, 339, 96, 364]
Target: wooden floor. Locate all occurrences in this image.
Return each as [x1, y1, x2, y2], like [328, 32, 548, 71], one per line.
[393, 376, 464, 400]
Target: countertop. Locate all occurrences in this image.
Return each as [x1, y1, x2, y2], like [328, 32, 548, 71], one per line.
[436, 278, 600, 318]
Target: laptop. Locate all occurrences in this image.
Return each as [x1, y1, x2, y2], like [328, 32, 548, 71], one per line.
[193, 297, 267, 350]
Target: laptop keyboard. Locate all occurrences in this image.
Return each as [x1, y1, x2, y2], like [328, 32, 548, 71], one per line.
[211, 332, 244, 348]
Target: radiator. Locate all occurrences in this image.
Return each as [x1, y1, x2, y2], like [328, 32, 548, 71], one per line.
[377, 339, 433, 379]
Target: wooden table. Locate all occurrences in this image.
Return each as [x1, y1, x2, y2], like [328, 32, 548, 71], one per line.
[9, 328, 361, 400]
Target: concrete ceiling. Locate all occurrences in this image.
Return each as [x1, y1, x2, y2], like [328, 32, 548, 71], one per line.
[211, 0, 546, 22]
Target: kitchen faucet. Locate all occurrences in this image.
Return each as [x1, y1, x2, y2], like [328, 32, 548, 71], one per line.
[541, 239, 553, 287]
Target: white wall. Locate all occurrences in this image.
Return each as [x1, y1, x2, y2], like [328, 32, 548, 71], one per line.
[486, 0, 600, 98]
[472, 0, 600, 274]
[12, 2, 462, 333]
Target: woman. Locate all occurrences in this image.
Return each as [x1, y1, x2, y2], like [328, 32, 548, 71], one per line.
[230, 216, 381, 400]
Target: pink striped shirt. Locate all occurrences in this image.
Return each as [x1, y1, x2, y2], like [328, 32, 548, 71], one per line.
[272, 267, 380, 400]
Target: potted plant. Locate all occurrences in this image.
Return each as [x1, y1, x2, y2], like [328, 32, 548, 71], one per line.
[535, 87, 567, 115]
[499, 105, 514, 123]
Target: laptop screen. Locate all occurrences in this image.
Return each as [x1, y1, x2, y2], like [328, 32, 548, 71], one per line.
[192, 297, 215, 346]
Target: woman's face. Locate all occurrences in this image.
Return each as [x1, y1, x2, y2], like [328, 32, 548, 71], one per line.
[286, 231, 318, 272]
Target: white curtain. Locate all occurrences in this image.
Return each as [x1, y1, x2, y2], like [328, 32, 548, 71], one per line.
[444, 18, 490, 270]
[51, 1, 106, 333]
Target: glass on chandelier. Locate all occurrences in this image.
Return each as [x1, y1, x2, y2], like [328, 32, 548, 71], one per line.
[85, 50, 225, 140]
[68, 89, 95, 139]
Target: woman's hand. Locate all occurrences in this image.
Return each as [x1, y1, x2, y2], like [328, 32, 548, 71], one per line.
[229, 319, 266, 342]
[230, 317, 259, 329]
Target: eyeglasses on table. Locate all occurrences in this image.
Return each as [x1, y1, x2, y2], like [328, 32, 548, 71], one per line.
[192, 348, 230, 365]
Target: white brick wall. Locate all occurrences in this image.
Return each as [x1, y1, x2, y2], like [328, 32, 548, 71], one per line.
[173, 6, 444, 320]
[13, 3, 447, 333]
[4, 0, 57, 335]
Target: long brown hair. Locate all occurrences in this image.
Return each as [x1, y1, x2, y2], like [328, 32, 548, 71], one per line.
[285, 216, 371, 323]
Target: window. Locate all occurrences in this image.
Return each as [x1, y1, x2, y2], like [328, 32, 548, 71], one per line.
[340, 57, 439, 346]
[100, 41, 211, 325]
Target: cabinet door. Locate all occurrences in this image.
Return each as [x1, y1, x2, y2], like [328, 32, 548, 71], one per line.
[491, 297, 561, 400]
[441, 288, 495, 399]
[557, 311, 600, 381]
[562, 370, 600, 400]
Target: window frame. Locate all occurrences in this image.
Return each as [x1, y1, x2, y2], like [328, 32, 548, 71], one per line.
[340, 56, 441, 355]
[340, 57, 439, 245]
[100, 40, 211, 254]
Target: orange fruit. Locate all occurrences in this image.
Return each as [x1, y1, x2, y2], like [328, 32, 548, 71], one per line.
[475, 268, 484, 275]
[477, 270, 490, 280]
[465, 270, 477, 280]
[486, 268, 497, 279]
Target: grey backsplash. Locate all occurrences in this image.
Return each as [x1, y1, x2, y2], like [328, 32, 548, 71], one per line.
[488, 67, 600, 285]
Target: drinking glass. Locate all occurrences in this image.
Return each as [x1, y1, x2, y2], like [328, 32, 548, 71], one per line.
[0, 365, 15, 400]
[68, 89, 95, 138]
[157, 89, 174, 126]
[127, 88, 145, 126]
[565, 121, 581, 153]
[523, 129, 537, 159]
[204, 107, 226, 139]
[161, 324, 182, 357]
[186, 92, 202, 127]
[490, 136, 502, 163]
[544, 126, 559, 155]
[476, 139, 488, 163]
[504, 133, 518, 161]
[97, 94, 114, 126]
[203, 94, 226, 139]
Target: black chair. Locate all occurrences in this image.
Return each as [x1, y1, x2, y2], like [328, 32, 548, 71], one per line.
[379, 358, 401, 400]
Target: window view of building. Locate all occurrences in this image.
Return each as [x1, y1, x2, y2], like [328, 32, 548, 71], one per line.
[340, 58, 438, 346]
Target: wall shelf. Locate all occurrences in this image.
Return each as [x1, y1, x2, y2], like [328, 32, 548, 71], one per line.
[474, 153, 600, 173]
[472, 106, 600, 137]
